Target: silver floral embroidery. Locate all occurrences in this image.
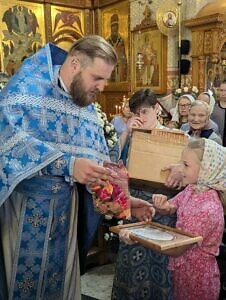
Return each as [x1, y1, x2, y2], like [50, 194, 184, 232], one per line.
[27, 213, 45, 228]
[51, 183, 61, 193]
[17, 277, 33, 293]
[54, 158, 66, 169]
[59, 214, 66, 224]
[49, 272, 59, 285]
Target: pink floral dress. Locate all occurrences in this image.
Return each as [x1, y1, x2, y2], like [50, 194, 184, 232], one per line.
[168, 185, 224, 300]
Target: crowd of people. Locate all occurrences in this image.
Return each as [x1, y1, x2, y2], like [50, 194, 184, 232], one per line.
[0, 35, 225, 300]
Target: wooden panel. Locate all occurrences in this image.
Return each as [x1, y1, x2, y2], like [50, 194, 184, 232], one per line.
[93, 0, 123, 9]
[44, 4, 52, 43]
[127, 129, 187, 185]
[185, 12, 226, 91]
[44, 0, 92, 8]
[84, 8, 93, 35]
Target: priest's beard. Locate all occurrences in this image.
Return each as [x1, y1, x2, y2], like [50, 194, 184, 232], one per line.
[70, 72, 99, 107]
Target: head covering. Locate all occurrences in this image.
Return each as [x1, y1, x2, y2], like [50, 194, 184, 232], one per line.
[196, 138, 226, 191]
[110, 14, 119, 25]
[171, 94, 196, 123]
[199, 90, 216, 114]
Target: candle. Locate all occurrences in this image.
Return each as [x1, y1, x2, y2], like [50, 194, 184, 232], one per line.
[115, 105, 118, 114]
[119, 105, 121, 113]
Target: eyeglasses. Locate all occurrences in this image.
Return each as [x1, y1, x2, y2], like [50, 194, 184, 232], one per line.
[178, 104, 191, 108]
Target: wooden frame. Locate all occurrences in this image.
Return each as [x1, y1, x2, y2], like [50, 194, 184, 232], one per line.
[131, 26, 167, 94]
[0, 0, 45, 75]
[100, 0, 129, 87]
[110, 221, 202, 256]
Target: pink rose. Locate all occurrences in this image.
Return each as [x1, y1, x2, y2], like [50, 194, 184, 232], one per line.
[96, 188, 111, 201]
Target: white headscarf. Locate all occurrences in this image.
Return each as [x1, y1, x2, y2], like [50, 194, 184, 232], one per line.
[199, 91, 215, 114]
[171, 94, 196, 123]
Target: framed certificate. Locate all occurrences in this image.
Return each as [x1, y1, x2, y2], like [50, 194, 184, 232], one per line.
[110, 221, 202, 256]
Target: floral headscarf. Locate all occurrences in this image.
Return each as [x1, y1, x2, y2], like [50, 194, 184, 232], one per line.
[172, 94, 196, 123]
[196, 139, 226, 191]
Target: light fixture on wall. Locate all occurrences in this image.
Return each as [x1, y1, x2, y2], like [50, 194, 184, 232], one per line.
[136, 1, 144, 70]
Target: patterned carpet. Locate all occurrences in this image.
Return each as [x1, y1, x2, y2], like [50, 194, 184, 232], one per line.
[81, 263, 115, 300]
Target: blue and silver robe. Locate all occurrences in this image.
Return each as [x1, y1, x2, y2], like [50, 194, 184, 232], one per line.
[0, 43, 109, 299]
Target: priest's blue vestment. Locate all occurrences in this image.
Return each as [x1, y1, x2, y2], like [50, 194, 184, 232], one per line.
[0, 43, 109, 299]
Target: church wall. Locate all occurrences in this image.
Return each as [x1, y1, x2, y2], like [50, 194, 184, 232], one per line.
[0, 0, 216, 116]
[129, 0, 214, 93]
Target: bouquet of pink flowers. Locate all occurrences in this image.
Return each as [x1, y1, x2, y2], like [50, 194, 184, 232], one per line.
[91, 161, 131, 219]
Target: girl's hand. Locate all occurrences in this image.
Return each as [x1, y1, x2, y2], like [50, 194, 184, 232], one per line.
[131, 197, 155, 221]
[152, 194, 169, 211]
[153, 194, 177, 215]
[119, 229, 137, 245]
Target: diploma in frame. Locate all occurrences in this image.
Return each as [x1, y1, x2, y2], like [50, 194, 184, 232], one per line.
[110, 221, 203, 256]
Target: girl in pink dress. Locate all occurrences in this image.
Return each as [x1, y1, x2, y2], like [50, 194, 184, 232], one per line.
[153, 138, 226, 300]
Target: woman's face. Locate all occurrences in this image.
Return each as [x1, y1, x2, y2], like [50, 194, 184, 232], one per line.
[134, 105, 158, 129]
[181, 148, 200, 185]
[178, 97, 192, 116]
[188, 105, 209, 130]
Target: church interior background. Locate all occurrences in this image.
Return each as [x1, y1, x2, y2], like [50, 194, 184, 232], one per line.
[0, 0, 226, 299]
[1, 0, 226, 117]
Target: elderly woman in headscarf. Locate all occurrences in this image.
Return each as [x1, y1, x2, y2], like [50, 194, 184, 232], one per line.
[171, 94, 196, 129]
[181, 100, 222, 145]
[181, 91, 219, 133]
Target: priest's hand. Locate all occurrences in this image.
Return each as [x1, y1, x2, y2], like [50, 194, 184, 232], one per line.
[73, 158, 118, 185]
[152, 194, 169, 210]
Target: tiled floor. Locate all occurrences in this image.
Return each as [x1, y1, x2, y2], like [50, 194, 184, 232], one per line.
[81, 260, 226, 300]
[81, 263, 115, 300]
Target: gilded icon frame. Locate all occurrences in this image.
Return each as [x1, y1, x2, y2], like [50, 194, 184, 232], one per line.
[100, 0, 129, 87]
[0, 0, 45, 74]
[131, 26, 167, 94]
[51, 5, 85, 51]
